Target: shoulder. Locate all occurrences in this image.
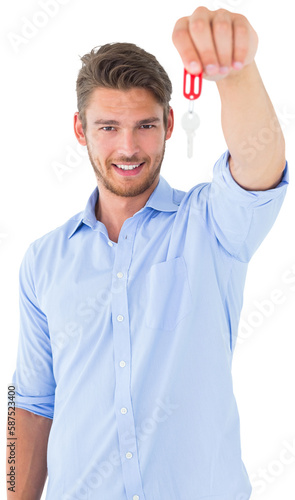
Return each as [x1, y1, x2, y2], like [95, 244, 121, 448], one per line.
[24, 210, 84, 263]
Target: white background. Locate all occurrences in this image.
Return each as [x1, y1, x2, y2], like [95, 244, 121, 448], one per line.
[1, 0, 294, 498]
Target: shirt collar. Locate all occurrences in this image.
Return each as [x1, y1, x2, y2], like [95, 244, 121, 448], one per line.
[67, 175, 179, 239]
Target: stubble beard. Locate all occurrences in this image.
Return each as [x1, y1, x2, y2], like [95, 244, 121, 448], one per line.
[86, 141, 166, 198]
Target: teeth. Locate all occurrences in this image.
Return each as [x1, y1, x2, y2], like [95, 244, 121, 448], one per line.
[115, 164, 141, 170]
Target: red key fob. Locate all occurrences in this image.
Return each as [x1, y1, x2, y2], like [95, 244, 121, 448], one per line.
[183, 68, 203, 100]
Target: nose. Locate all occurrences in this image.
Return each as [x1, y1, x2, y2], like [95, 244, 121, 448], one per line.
[116, 130, 140, 157]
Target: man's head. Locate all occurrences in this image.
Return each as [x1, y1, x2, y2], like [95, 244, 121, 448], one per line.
[74, 43, 174, 199]
[76, 42, 172, 134]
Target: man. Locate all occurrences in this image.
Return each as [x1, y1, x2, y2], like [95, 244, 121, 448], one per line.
[8, 6, 288, 500]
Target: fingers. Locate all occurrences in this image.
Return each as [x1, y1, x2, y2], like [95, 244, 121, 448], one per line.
[172, 17, 203, 75]
[189, 7, 221, 76]
[211, 10, 233, 74]
[172, 7, 254, 77]
[232, 16, 251, 67]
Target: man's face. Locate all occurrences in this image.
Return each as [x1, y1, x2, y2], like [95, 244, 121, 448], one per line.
[74, 87, 174, 198]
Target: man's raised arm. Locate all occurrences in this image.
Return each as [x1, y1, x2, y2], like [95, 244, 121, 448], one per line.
[216, 60, 285, 190]
[172, 6, 286, 191]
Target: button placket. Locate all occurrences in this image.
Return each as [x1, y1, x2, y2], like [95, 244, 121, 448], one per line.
[111, 218, 146, 500]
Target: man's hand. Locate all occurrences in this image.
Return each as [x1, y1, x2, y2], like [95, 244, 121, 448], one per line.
[172, 6, 259, 82]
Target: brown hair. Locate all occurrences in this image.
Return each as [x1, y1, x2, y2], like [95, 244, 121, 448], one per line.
[76, 42, 172, 132]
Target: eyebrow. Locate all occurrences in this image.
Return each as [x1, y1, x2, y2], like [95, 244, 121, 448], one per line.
[93, 117, 161, 126]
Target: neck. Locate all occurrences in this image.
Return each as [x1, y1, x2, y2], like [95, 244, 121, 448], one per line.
[95, 178, 159, 242]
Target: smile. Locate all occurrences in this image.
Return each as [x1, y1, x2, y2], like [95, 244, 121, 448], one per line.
[112, 162, 145, 177]
[114, 163, 143, 170]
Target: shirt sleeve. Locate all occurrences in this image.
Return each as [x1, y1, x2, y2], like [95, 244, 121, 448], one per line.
[11, 243, 56, 419]
[195, 150, 289, 262]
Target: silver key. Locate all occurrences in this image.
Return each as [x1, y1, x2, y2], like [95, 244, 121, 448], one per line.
[182, 109, 200, 159]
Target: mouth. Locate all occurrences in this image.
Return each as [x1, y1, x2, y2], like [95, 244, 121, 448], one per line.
[112, 162, 145, 176]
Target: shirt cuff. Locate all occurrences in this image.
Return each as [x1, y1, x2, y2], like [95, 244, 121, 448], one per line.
[212, 150, 289, 207]
[13, 391, 55, 419]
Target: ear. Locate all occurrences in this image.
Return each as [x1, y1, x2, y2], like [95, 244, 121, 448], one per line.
[74, 112, 87, 146]
[165, 107, 174, 140]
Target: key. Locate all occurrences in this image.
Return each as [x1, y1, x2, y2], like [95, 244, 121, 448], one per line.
[182, 69, 202, 159]
[182, 109, 200, 158]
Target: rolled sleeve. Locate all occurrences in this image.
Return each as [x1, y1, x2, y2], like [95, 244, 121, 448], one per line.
[204, 150, 289, 262]
[11, 243, 56, 419]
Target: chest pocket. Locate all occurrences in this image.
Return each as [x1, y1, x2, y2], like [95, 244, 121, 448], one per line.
[145, 256, 192, 331]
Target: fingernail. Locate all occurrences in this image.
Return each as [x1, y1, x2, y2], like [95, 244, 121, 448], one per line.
[189, 61, 202, 74]
[219, 66, 229, 74]
[205, 64, 219, 75]
[233, 61, 244, 70]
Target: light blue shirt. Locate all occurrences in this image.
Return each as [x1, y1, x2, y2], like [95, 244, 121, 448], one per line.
[12, 151, 289, 500]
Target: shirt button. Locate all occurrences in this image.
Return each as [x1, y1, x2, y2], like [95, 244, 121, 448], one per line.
[133, 496, 140, 500]
[121, 407, 128, 415]
[117, 315, 124, 322]
[108, 241, 114, 247]
[126, 452, 133, 459]
[119, 361, 126, 368]
[117, 272, 124, 279]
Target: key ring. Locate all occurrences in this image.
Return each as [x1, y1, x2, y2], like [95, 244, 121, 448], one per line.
[183, 68, 203, 100]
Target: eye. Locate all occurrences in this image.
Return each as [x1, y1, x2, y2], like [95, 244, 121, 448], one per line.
[140, 124, 155, 129]
[101, 127, 116, 132]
